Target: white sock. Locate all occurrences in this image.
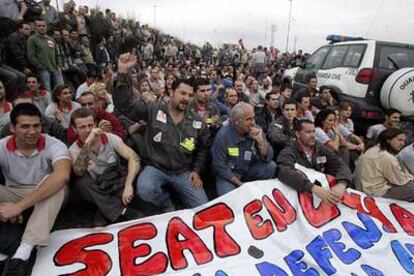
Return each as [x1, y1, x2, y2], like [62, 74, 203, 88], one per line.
[12, 243, 33, 261]
[0, 253, 7, 261]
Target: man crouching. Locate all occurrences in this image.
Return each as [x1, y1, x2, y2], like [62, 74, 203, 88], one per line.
[69, 108, 142, 226]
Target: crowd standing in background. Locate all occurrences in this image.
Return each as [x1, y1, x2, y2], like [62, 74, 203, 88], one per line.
[0, 1, 413, 275]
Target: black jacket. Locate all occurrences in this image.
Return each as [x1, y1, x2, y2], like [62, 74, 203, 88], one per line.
[277, 141, 352, 192]
[255, 106, 280, 134]
[5, 32, 29, 71]
[268, 116, 296, 157]
[113, 73, 211, 174]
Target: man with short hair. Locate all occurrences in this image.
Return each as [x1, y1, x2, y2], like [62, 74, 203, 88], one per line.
[67, 91, 126, 144]
[277, 119, 352, 205]
[69, 108, 142, 225]
[0, 96, 67, 143]
[366, 108, 401, 143]
[24, 74, 51, 114]
[296, 91, 314, 121]
[75, 70, 97, 99]
[212, 102, 276, 195]
[234, 80, 250, 103]
[113, 54, 210, 210]
[311, 86, 337, 111]
[0, 103, 70, 275]
[188, 78, 222, 134]
[297, 75, 318, 98]
[255, 91, 281, 134]
[27, 19, 63, 92]
[5, 21, 31, 74]
[269, 100, 298, 157]
[148, 65, 165, 98]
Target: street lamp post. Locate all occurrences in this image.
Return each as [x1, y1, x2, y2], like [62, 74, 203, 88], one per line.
[153, 4, 157, 29]
[285, 0, 293, 53]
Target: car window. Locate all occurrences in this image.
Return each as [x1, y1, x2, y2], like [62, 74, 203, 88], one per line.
[322, 45, 349, 69]
[378, 45, 414, 69]
[304, 47, 330, 69]
[343, 45, 366, 67]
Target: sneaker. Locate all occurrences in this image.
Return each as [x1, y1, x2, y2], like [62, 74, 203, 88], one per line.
[121, 207, 145, 221]
[1, 258, 27, 276]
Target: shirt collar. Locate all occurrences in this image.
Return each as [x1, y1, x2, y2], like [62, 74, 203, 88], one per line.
[6, 134, 46, 152]
[57, 101, 73, 111]
[76, 133, 109, 148]
[25, 89, 48, 98]
[0, 102, 11, 113]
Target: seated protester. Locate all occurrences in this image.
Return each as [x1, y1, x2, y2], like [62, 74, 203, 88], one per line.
[24, 74, 52, 114]
[278, 85, 293, 110]
[113, 54, 209, 211]
[398, 142, 414, 175]
[188, 78, 222, 135]
[0, 81, 12, 133]
[314, 109, 350, 164]
[354, 128, 414, 202]
[277, 119, 352, 205]
[90, 82, 114, 113]
[296, 91, 314, 122]
[211, 102, 276, 196]
[246, 79, 266, 108]
[224, 88, 239, 110]
[67, 91, 126, 145]
[234, 80, 250, 103]
[255, 91, 281, 134]
[69, 108, 143, 225]
[45, 84, 81, 129]
[338, 101, 365, 170]
[295, 75, 319, 98]
[0, 103, 71, 275]
[75, 69, 97, 99]
[366, 108, 401, 144]
[311, 86, 338, 111]
[268, 100, 298, 158]
[0, 96, 67, 144]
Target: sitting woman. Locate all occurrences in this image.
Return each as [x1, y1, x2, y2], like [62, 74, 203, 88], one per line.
[314, 109, 349, 163]
[337, 101, 365, 170]
[354, 128, 414, 202]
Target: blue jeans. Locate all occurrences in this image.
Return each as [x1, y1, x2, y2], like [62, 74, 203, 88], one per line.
[37, 70, 63, 92]
[216, 161, 277, 196]
[137, 166, 208, 209]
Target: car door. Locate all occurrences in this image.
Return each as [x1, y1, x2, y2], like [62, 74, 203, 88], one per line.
[294, 46, 330, 91]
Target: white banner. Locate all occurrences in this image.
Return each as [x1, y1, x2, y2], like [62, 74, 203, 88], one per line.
[32, 167, 414, 275]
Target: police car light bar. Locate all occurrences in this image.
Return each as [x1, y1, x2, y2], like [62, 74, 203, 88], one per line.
[326, 35, 364, 43]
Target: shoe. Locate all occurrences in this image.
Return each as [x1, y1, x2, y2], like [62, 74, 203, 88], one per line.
[1, 258, 27, 276]
[121, 207, 145, 221]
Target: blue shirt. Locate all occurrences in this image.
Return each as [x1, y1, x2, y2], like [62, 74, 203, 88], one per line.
[212, 124, 273, 180]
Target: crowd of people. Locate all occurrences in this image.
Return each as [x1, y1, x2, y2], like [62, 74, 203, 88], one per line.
[0, 0, 413, 275]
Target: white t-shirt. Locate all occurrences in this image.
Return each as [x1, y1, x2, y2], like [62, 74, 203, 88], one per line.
[69, 133, 122, 179]
[398, 143, 414, 175]
[0, 134, 70, 187]
[366, 124, 386, 141]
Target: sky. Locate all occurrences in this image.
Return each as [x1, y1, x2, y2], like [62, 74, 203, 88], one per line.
[60, 0, 414, 53]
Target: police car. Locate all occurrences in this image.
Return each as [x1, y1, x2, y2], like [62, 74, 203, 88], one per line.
[293, 34, 414, 121]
